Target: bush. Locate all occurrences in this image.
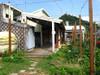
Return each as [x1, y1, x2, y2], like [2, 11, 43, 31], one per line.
[64, 45, 80, 63]
[48, 65, 82, 75]
[2, 50, 25, 63]
[95, 48, 100, 74]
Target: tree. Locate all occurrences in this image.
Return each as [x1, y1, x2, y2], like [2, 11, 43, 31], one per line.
[59, 14, 89, 30]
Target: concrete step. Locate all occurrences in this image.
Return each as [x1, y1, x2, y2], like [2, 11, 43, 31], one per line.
[25, 49, 52, 58]
[25, 53, 50, 58]
[25, 55, 48, 58]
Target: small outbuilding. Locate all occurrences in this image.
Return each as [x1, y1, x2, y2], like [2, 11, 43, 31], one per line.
[65, 22, 85, 43]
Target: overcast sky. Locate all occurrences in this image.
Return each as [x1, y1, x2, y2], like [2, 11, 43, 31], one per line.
[0, 0, 100, 22]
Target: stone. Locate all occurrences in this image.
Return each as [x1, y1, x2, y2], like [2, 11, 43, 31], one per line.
[31, 61, 38, 66]
[19, 70, 26, 73]
[10, 73, 18, 75]
[30, 61, 34, 63]
[18, 72, 30, 75]
[29, 71, 37, 75]
[28, 67, 35, 70]
[29, 72, 34, 75]
[30, 63, 36, 67]
[34, 61, 38, 64]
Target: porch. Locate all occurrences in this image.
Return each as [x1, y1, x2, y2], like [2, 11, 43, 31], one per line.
[27, 17, 65, 53]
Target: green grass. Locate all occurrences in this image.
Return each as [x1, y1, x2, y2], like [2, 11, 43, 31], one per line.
[36, 45, 82, 75]
[0, 58, 32, 75]
[0, 50, 32, 75]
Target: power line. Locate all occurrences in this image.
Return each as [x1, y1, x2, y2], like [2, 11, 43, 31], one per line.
[70, 0, 80, 17]
[54, 1, 63, 13]
[70, 0, 74, 13]
[80, 0, 88, 14]
[52, 0, 66, 18]
[9, 0, 63, 5]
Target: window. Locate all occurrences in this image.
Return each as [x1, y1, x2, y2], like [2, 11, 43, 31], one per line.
[23, 19, 25, 22]
[0, 9, 1, 14]
[13, 18, 17, 21]
[0, 8, 2, 14]
[6, 14, 9, 18]
[18, 20, 21, 22]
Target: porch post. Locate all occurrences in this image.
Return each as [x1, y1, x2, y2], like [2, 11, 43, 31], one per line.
[40, 26, 43, 47]
[8, 3, 12, 55]
[52, 20, 55, 52]
[58, 30, 61, 48]
[83, 31, 85, 41]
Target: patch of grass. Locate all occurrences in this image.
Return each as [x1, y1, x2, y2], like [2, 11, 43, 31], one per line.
[0, 59, 31, 75]
[36, 45, 82, 75]
[0, 50, 32, 75]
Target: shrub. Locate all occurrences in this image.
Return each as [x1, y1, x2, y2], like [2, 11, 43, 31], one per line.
[95, 48, 100, 75]
[64, 45, 80, 63]
[2, 50, 25, 63]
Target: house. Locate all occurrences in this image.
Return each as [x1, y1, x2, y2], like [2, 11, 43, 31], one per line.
[0, 3, 65, 52]
[65, 22, 85, 44]
[25, 9, 65, 52]
[96, 29, 100, 38]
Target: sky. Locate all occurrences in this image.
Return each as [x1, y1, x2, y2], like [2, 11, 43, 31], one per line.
[0, 0, 100, 23]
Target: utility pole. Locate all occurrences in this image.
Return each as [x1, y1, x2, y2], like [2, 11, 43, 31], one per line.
[74, 22, 76, 46]
[89, 0, 94, 75]
[72, 28, 74, 43]
[8, 2, 12, 55]
[79, 15, 83, 57]
[94, 23, 96, 50]
[0, 5, 2, 20]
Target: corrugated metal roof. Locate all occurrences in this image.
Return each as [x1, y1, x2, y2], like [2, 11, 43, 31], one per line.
[65, 25, 85, 31]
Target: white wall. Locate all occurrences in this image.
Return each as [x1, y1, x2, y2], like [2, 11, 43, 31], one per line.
[21, 13, 26, 23]
[32, 9, 49, 18]
[2, 5, 13, 21]
[26, 19, 37, 27]
[35, 24, 42, 32]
